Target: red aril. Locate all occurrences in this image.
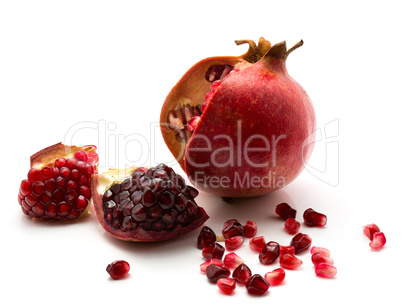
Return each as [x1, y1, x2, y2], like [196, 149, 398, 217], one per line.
[264, 268, 285, 286]
[223, 252, 244, 269]
[369, 232, 386, 250]
[244, 220, 257, 238]
[232, 263, 252, 284]
[200, 259, 223, 274]
[225, 236, 244, 251]
[284, 218, 300, 234]
[310, 246, 331, 257]
[303, 208, 327, 227]
[202, 243, 225, 260]
[160, 38, 316, 197]
[106, 260, 130, 280]
[363, 224, 381, 240]
[290, 233, 312, 254]
[222, 219, 244, 239]
[217, 278, 236, 295]
[197, 226, 216, 249]
[280, 245, 295, 255]
[246, 274, 270, 295]
[311, 253, 334, 267]
[259, 241, 280, 265]
[206, 264, 230, 282]
[315, 263, 337, 278]
[249, 236, 266, 252]
[279, 254, 303, 270]
[275, 203, 297, 220]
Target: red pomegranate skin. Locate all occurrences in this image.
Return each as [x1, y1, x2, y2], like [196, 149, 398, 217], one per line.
[185, 42, 315, 197]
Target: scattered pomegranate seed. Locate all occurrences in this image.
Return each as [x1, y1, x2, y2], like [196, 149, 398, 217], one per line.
[280, 245, 295, 255]
[315, 263, 337, 278]
[310, 246, 331, 257]
[202, 243, 225, 260]
[275, 203, 296, 220]
[244, 220, 257, 238]
[369, 232, 386, 250]
[106, 260, 130, 280]
[363, 223, 381, 240]
[259, 241, 280, 265]
[217, 278, 236, 295]
[232, 263, 252, 284]
[290, 233, 312, 254]
[264, 268, 286, 286]
[246, 274, 270, 295]
[279, 254, 303, 270]
[303, 208, 327, 227]
[206, 264, 230, 282]
[200, 259, 223, 274]
[223, 252, 244, 269]
[225, 235, 244, 251]
[222, 219, 244, 239]
[197, 226, 216, 249]
[284, 218, 301, 234]
[249, 236, 266, 252]
[311, 253, 334, 267]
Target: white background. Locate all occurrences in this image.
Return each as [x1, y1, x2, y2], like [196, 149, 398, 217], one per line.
[1, 1, 401, 306]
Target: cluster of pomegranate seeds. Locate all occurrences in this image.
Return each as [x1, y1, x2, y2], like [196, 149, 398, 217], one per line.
[106, 260, 130, 280]
[310, 246, 337, 278]
[18, 148, 98, 220]
[363, 224, 386, 249]
[303, 208, 327, 227]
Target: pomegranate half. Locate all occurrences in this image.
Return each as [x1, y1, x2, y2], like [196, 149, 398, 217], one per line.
[160, 37, 316, 197]
[91, 164, 209, 241]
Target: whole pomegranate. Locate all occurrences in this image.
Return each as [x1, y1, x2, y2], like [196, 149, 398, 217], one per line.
[160, 38, 315, 197]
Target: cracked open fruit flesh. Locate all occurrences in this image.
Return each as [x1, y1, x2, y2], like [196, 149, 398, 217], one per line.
[160, 37, 316, 197]
[91, 163, 209, 241]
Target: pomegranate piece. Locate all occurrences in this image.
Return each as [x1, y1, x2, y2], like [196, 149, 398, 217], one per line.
[303, 208, 327, 227]
[244, 220, 258, 238]
[284, 218, 301, 234]
[202, 243, 225, 260]
[275, 203, 297, 221]
[279, 254, 303, 270]
[225, 236, 244, 251]
[232, 263, 252, 284]
[315, 263, 337, 278]
[246, 274, 270, 296]
[223, 252, 244, 269]
[259, 241, 280, 265]
[310, 246, 331, 257]
[18, 143, 98, 220]
[311, 253, 334, 267]
[106, 260, 130, 280]
[290, 233, 312, 254]
[206, 264, 230, 282]
[249, 236, 266, 252]
[160, 38, 316, 198]
[280, 245, 295, 255]
[363, 223, 381, 240]
[264, 268, 286, 286]
[217, 278, 236, 295]
[222, 219, 244, 239]
[197, 226, 216, 249]
[91, 163, 209, 242]
[200, 259, 223, 274]
[369, 232, 386, 250]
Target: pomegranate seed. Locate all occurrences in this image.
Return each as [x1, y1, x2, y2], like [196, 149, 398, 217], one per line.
[217, 278, 236, 295]
[264, 268, 286, 286]
[280, 245, 295, 255]
[225, 236, 244, 251]
[202, 243, 225, 260]
[290, 233, 312, 254]
[232, 263, 252, 284]
[284, 218, 301, 234]
[206, 264, 230, 282]
[369, 232, 386, 250]
[244, 220, 257, 238]
[303, 208, 327, 227]
[246, 274, 270, 295]
[279, 254, 303, 270]
[311, 252, 334, 267]
[106, 260, 130, 280]
[275, 203, 296, 220]
[315, 263, 337, 278]
[249, 236, 266, 252]
[197, 226, 216, 249]
[74, 150, 88, 162]
[363, 223, 381, 240]
[259, 241, 280, 265]
[222, 219, 244, 239]
[200, 259, 223, 274]
[223, 252, 244, 269]
[310, 246, 331, 257]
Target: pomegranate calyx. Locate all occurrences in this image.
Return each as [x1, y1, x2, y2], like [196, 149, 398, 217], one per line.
[264, 40, 304, 60]
[235, 37, 272, 63]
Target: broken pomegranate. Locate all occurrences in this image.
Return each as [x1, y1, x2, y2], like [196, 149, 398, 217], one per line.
[303, 208, 327, 227]
[246, 274, 270, 295]
[217, 278, 236, 295]
[264, 268, 285, 286]
[160, 38, 316, 197]
[18, 142, 98, 220]
[91, 163, 209, 241]
[106, 260, 130, 280]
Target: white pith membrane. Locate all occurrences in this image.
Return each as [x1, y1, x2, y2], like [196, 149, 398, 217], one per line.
[94, 166, 138, 196]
